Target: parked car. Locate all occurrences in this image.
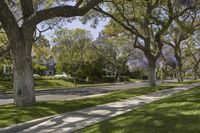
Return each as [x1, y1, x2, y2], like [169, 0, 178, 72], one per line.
[33, 74, 40, 78]
[54, 73, 67, 78]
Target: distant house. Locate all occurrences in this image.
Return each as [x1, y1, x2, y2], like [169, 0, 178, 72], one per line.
[1, 58, 56, 76]
[45, 56, 56, 76]
[1, 64, 12, 75]
[32, 54, 56, 76]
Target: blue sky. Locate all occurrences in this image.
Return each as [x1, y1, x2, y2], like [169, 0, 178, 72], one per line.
[44, 19, 108, 41]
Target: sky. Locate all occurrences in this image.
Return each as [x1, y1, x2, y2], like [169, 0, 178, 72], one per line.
[44, 19, 109, 41]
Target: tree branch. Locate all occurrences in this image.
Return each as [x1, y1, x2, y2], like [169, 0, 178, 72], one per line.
[20, 0, 34, 19]
[28, 0, 103, 25]
[75, 0, 84, 7]
[34, 23, 57, 42]
[0, 0, 20, 39]
[0, 45, 10, 57]
[94, 6, 145, 40]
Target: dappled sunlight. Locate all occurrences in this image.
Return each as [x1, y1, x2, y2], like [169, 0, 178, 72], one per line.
[17, 85, 199, 133]
[179, 110, 200, 115]
[0, 81, 12, 92]
[78, 86, 200, 133]
[0, 85, 199, 132]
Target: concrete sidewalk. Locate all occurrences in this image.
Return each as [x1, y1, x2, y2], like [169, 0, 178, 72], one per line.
[8, 83, 197, 133]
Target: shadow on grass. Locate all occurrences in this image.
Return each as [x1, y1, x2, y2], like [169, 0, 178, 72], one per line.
[0, 81, 12, 92]
[0, 79, 75, 93]
[35, 80, 74, 89]
[78, 86, 200, 133]
[0, 86, 174, 128]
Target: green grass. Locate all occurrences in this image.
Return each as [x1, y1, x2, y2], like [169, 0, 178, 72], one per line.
[0, 81, 12, 92]
[35, 79, 75, 89]
[0, 79, 109, 93]
[128, 79, 144, 83]
[0, 85, 174, 128]
[77, 86, 200, 133]
[0, 79, 198, 93]
[180, 79, 200, 84]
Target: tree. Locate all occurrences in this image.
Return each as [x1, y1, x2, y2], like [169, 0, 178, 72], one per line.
[163, 9, 200, 82]
[185, 35, 200, 80]
[92, 0, 199, 86]
[53, 28, 94, 86]
[162, 46, 177, 79]
[0, 32, 11, 76]
[0, 0, 103, 106]
[0, 30, 9, 58]
[96, 24, 133, 82]
[32, 36, 51, 75]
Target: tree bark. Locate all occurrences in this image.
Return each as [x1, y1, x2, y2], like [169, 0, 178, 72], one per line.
[116, 70, 121, 82]
[11, 37, 35, 106]
[174, 48, 183, 82]
[148, 59, 156, 86]
[140, 70, 143, 80]
[176, 67, 183, 82]
[193, 61, 200, 80]
[74, 77, 77, 86]
[176, 60, 183, 82]
[173, 71, 176, 80]
[0, 0, 103, 107]
[193, 67, 198, 80]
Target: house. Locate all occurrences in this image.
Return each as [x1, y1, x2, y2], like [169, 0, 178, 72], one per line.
[2, 64, 12, 75]
[1, 58, 56, 76]
[45, 56, 56, 76]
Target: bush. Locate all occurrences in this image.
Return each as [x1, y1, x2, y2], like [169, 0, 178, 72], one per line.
[101, 76, 130, 83]
[120, 76, 130, 82]
[129, 70, 148, 80]
[102, 76, 116, 83]
[35, 76, 67, 80]
[87, 76, 102, 83]
[0, 76, 12, 81]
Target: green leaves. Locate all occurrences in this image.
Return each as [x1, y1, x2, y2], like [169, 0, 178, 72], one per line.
[52, 28, 97, 77]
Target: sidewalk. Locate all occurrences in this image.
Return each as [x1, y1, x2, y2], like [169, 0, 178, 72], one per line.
[6, 83, 198, 133]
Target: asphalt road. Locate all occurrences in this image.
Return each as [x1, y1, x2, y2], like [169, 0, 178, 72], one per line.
[0, 82, 148, 105]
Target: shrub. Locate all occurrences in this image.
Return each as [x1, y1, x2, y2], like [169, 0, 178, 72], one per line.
[35, 76, 67, 80]
[101, 76, 130, 83]
[0, 76, 12, 81]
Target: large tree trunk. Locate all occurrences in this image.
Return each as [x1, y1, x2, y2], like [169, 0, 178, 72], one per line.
[174, 47, 183, 82]
[140, 70, 143, 80]
[193, 61, 200, 80]
[176, 67, 183, 82]
[172, 70, 176, 80]
[193, 66, 198, 80]
[116, 70, 121, 82]
[74, 76, 77, 86]
[10, 37, 35, 106]
[148, 59, 156, 86]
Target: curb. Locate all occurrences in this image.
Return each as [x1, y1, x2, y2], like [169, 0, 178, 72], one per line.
[0, 115, 58, 133]
[0, 82, 142, 95]
[0, 83, 116, 95]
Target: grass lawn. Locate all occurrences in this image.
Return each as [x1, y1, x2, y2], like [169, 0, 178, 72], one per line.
[0, 85, 174, 128]
[0, 81, 12, 92]
[1, 79, 198, 93]
[129, 79, 144, 83]
[178, 79, 200, 84]
[0, 79, 109, 93]
[35, 79, 109, 90]
[77, 86, 200, 133]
